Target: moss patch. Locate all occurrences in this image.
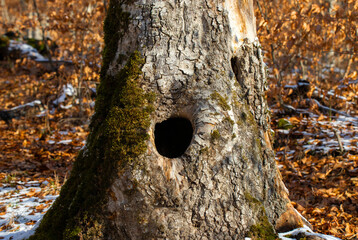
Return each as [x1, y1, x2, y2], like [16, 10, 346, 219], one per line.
[29, 48, 153, 239]
[0, 35, 9, 60]
[244, 191, 262, 206]
[200, 147, 209, 154]
[256, 137, 262, 153]
[100, 0, 132, 80]
[245, 192, 279, 240]
[0, 35, 9, 48]
[277, 118, 293, 130]
[249, 214, 279, 240]
[210, 130, 221, 142]
[224, 116, 234, 125]
[211, 91, 231, 111]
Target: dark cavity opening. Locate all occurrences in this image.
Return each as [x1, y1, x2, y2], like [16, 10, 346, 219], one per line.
[231, 57, 239, 79]
[154, 117, 193, 158]
[231, 57, 243, 86]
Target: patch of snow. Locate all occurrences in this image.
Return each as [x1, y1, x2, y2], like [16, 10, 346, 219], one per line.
[35, 110, 47, 117]
[277, 129, 290, 134]
[90, 87, 96, 94]
[53, 84, 76, 107]
[11, 100, 41, 111]
[279, 225, 341, 240]
[80, 141, 87, 150]
[53, 93, 66, 106]
[284, 85, 298, 89]
[8, 40, 46, 61]
[281, 114, 358, 155]
[313, 88, 349, 103]
[57, 139, 72, 145]
[60, 104, 73, 110]
[63, 84, 75, 97]
[47, 139, 72, 145]
[0, 184, 58, 240]
[41, 181, 49, 186]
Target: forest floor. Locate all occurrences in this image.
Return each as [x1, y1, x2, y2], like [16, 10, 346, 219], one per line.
[0, 66, 357, 240]
[272, 110, 358, 239]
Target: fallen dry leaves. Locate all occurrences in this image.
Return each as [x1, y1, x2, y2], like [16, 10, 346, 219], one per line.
[0, 66, 91, 235]
[274, 113, 358, 239]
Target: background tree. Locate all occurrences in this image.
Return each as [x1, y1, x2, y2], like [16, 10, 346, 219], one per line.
[256, 0, 358, 113]
[29, 0, 305, 239]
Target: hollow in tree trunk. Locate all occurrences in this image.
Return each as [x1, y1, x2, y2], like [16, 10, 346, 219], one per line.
[30, 0, 306, 239]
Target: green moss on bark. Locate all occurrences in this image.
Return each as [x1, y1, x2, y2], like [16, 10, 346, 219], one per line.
[244, 191, 262, 207]
[30, 51, 153, 240]
[224, 116, 234, 125]
[210, 91, 231, 111]
[249, 214, 279, 240]
[245, 192, 279, 240]
[100, 0, 132, 80]
[210, 130, 221, 142]
[30, 20, 153, 238]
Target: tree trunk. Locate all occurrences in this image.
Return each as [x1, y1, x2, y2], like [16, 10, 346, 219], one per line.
[30, 0, 305, 239]
[1, 0, 10, 23]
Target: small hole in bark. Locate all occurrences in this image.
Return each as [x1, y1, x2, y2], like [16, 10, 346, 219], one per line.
[154, 117, 193, 158]
[231, 57, 239, 81]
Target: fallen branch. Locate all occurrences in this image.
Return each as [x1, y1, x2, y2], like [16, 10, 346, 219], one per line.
[0, 100, 42, 125]
[310, 99, 358, 121]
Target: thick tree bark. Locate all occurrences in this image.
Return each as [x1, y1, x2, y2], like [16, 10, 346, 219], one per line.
[30, 0, 304, 239]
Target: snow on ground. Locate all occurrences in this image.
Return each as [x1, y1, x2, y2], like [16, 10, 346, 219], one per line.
[53, 84, 76, 109]
[8, 41, 47, 61]
[279, 225, 341, 240]
[0, 181, 58, 240]
[277, 115, 358, 157]
[10, 101, 42, 111]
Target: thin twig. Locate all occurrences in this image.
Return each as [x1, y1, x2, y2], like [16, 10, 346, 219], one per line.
[343, 53, 354, 80]
[333, 129, 344, 152]
[32, 0, 55, 71]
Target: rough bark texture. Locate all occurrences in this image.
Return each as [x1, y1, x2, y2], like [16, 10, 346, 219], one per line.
[30, 0, 303, 239]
